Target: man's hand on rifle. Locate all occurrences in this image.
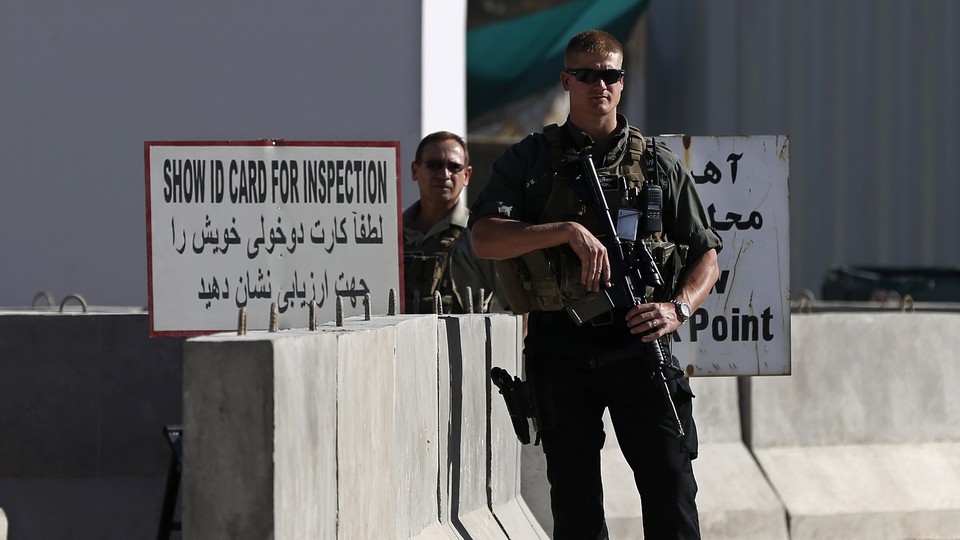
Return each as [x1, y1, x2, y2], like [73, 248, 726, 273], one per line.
[625, 249, 719, 342]
[625, 302, 680, 342]
[565, 222, 611, 292]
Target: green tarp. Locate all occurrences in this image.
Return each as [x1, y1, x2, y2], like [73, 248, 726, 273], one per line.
[466, 0, 648, 121]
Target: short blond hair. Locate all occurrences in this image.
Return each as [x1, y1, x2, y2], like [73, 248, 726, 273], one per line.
[564, 29, 624, 67]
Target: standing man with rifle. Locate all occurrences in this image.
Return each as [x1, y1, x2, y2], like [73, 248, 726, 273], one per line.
[471, 30, 722, 539]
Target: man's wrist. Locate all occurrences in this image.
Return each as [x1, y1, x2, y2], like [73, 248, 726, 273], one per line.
[671, 299, 692, 324]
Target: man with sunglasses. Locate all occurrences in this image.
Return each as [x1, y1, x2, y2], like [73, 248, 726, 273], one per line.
[470, 30, 722, 539]
[402, 131, 503, 314]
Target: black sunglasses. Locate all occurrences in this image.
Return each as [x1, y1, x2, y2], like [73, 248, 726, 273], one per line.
[565, 68, 625, 85]
[422, 159, 466, 174]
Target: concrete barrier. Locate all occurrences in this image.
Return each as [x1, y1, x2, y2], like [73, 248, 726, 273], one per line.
[183, 335, 337, 539]
[7, 308, 957, 538]
[485, 315, 549, 539]
[520, 312, 960, 538]
[0, 311, 183, 540]
[439, 315, 505, 538]
[684, 378, 788, 540]
[749, 312, 960, 539]
[183, 313, 546, 538]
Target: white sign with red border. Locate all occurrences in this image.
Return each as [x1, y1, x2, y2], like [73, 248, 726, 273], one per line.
[145, 141, 402, 337]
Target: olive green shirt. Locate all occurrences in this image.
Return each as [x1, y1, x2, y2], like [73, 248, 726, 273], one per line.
[403, 200, 505, 313]
[469, 116, 722, 356]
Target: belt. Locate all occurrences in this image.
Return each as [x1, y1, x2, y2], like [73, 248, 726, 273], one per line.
[532, 308, 625, 328]
[528, 338, 681, 373]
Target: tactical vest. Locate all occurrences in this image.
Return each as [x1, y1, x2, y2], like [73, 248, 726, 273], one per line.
[496, 124, 687, 314]
[403, 226, 465, 314]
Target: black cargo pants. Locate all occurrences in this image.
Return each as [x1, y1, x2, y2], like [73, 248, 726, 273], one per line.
[529, 350, 701, 540]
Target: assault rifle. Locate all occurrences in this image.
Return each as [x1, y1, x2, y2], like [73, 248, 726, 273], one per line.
[565, 147, 685, 438]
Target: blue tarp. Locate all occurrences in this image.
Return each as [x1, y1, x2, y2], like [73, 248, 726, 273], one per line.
[466, 0, 648, 121]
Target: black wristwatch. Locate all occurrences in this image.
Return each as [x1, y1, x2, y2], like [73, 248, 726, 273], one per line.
[671, 299, 692, 324]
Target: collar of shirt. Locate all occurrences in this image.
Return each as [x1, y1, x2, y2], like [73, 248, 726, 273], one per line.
[563, 114, 630, 168]
[402, 200, 469, 243]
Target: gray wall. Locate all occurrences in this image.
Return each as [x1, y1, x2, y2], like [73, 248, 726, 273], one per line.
[8, 0, 956, 308]
[0, 0, 431, 307]
[0, 312, 183, 539]
[646, 0, 960, 297]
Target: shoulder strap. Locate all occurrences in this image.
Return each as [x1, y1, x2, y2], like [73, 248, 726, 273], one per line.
[543, 123, 565, 170]
[403, 225, 465, 313]
[440, 226, 463, 248]
[627, 126, 646, 163]
[423, 225, 463, 253]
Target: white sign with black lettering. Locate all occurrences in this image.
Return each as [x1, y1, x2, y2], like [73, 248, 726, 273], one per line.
[661, 135, 790, 376]
[145, 141, 401, 337]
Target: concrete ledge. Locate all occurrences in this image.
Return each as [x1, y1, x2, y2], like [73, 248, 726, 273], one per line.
[691, 378, 788, 539]
[755, 443, 960, 540]
[748, 313, 960, 539]
[694, 443, 788, 540]
[751, 313, 960, 447]
[595, 441, 787, 539]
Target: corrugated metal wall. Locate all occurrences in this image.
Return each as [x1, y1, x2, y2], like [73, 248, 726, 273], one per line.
[646, 0, 960, 298]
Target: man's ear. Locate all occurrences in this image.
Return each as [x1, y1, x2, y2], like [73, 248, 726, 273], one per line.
[410, 161, 419, 181]
[561, 71, 571, 91]
[463, 165, 473, 186]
